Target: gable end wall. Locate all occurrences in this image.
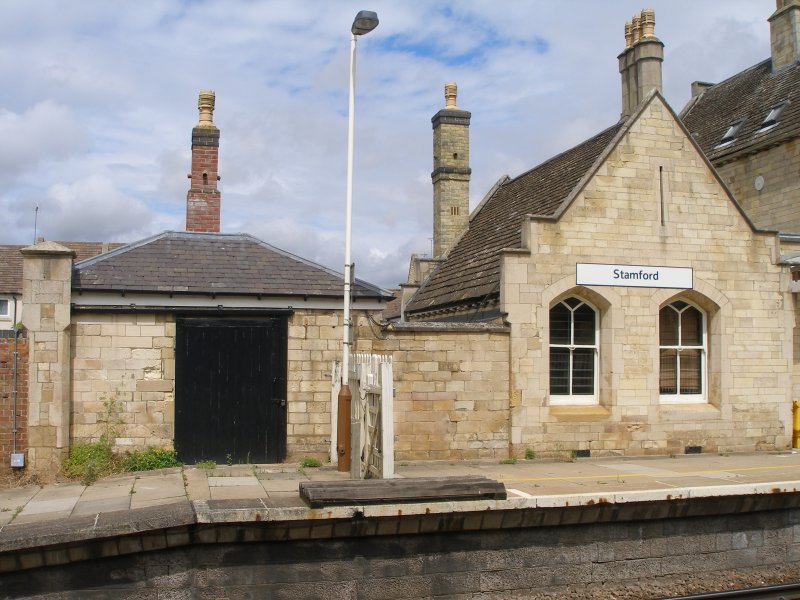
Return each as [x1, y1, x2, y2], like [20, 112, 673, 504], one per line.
[502, 98, 792, 456]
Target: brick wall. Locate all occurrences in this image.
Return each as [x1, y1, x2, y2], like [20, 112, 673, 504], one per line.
[185, 125, 221, 233]
[0, 331, 27, 471]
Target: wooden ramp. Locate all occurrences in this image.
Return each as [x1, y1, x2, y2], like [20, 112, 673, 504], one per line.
[299, 476, 506, 508]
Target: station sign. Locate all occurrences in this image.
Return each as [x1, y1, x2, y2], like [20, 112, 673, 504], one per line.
[576, 263, 692, 289]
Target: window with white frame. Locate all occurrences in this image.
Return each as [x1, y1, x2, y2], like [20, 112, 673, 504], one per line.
[659, 300, 706, 403]
[549, 297, 598, 405]
[0, 298, 9, 318]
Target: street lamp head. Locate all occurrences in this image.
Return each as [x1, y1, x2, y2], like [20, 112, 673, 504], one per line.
[351, 10, 379, 35]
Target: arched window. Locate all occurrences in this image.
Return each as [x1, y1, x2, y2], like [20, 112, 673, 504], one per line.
[550, 297, 598, 405]
[659, 300, 706, 403]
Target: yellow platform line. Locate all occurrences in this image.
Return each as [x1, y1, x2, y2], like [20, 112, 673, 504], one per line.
[497, 464, 800, 484]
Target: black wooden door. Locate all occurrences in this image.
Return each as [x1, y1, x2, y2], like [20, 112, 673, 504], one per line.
[174, 318, 287, 464]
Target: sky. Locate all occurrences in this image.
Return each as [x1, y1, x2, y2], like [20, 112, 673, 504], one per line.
[0, 1, 774, 289]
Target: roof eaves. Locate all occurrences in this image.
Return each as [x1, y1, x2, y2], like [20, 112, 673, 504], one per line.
[708, 124, 800, 165]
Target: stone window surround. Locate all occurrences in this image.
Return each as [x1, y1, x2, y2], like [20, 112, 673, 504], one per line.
[549, 296, 599, 406]
[658, 298, 708, 405]
[543, 282, 723, 410]
[543, 284, 616, 410]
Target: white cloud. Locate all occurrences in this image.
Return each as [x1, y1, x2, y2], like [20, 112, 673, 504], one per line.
[34, 175, 154, 242]
[0, 101, 87, 179]
[0, 0, 777, 286]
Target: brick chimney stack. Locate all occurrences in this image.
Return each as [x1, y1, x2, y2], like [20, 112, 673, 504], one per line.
[431, 82, 471, 259]
[770, 0, 800, 71]
[186, 90, 221, 233]
[618, 8, 664, 119]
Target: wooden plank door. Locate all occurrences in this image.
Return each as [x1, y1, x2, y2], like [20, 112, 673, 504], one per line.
[174, 318, 287, 464]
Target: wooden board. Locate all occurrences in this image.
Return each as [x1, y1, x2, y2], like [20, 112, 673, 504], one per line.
[299, 476, 506, 508]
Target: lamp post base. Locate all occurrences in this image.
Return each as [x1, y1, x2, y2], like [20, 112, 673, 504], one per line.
[337, 384, 352, 472]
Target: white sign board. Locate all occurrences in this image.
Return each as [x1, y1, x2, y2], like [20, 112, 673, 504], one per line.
[576, 263, 692, 289]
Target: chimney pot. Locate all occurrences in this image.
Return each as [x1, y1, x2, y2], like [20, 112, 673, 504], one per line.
[625, 21, 634, 48]
[197, 90, 216, 128]
[444, 82, 458, 109]
[641, 9, 656, 38]
[632, 15, 642, 45]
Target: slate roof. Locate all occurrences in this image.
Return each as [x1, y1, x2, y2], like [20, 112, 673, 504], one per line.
[681, 58, 800, 164]
[73, 231, 391, 300]
[406, 121, 626, 316]
[0, 242, 121, 295]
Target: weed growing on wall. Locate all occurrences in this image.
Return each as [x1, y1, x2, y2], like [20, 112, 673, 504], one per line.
[63, 440, 123, 485]
[63, 386, 180, 483]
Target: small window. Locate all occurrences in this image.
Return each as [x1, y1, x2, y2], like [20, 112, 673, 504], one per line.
[550, 297, 598, 405]
[717, 119, 744, 146]
[660, 300, 706, 404]
[450, 206, 460, 216]
[0, 299, 9, 318]
[758, 102, 787, 131]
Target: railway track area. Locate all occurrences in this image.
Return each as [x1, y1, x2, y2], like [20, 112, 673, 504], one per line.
[664, 581, 800, 600]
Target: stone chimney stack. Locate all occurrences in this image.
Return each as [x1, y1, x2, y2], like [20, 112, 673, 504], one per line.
[431, 82, 471, 259]
[619, 8, 664, 119]
[770, 0, 800, 71]
[186, 90, 221, 233]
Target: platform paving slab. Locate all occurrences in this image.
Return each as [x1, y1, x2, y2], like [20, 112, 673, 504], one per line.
[261, 478, 303, 493]
[71, 496, 132, 517]
[209, 484, 266, 501]
[183, 467, 211, 501]
[130, 470, 185, 507]
[208, 476, 260, 487]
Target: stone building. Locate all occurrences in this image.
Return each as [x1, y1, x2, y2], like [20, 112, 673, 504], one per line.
[15, 91, 390, 474]
[681, 0, 800, 234]
[394, 7, 800, 458]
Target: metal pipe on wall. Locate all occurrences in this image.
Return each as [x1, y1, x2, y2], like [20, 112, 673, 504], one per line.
[11, 293, 18, 457]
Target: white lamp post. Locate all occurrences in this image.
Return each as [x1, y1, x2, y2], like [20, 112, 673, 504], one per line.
[338, 10, 379, 473]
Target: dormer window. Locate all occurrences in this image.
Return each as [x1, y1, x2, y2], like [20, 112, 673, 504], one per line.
[758, 102, 787, 131]
[717, 119, 744, 147]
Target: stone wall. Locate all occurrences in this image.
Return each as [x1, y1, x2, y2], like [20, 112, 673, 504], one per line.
[286, 309, 341, 459]
[70, 313, 175, 449]
[367, 324, 510, 460]
[0, 331, 27, 472]
[502, 96, 793, 456]
[4, 501, 800, 598]
[716, 141, 800, 233]
[69, 308, 383, 461]
[22, 243, 74, 474]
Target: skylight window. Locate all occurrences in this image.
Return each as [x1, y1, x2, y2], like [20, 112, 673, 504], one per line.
[717, 119, 744, 147]
[759, 102, 788, 131]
